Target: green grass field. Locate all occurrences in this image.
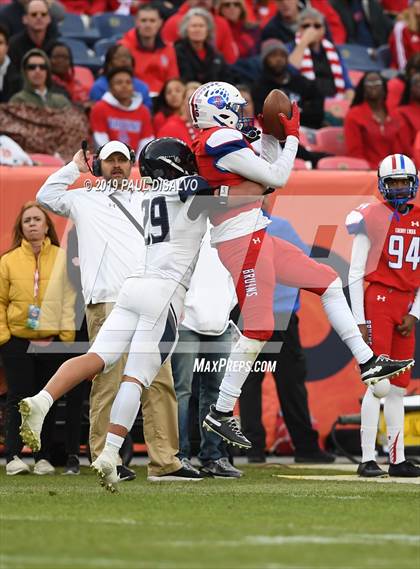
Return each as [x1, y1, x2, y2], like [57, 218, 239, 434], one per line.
[1, 464, 419, 569]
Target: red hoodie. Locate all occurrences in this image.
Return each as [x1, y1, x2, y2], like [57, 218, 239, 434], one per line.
[119, 29, 179, 95]
[161, 2, 238, 64]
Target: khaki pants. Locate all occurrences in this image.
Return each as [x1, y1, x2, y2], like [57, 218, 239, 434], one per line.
[86, 302, 181, 476]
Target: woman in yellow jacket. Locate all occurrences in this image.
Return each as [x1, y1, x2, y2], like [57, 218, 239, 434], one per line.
[0, 201, 75, 476]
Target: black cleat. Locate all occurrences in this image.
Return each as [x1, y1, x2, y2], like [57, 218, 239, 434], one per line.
[357, 460, 387, 478]
[147, 466, 203, 482]
[388, 460, 420, 478]
[359, 354, 414, 385]
[117, 465, 136, 482]
[295, 450, 336, 464]
[200, 458, 243, 479]
[203, 405, 252, 449]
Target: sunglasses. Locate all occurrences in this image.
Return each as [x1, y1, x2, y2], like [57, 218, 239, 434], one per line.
[221, 2, 241, 6]
[28, 11, 48, 17]
[301, 23, 323, 29]
[25, 63, 48, 71]
[364, 80, 383, 87]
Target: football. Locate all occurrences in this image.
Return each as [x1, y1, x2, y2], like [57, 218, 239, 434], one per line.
[262, 89, 292, 140]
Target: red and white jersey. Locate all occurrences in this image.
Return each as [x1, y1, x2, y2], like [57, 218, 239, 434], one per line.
[192, 126, 298, 245]
[346, 201, 420, 292]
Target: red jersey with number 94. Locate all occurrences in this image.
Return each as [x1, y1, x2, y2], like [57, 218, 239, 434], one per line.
[346, 202, 420, 292]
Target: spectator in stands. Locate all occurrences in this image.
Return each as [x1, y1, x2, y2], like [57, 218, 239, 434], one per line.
[216, 0, 260, 58]
[252, 38, 324, 129]
[119, 3, 179, 96]
[162, 0, 239, 64]
[344, 71, 399, 167]
[8, 0, 58, 69]
[392, 71, 420, 164]
[10, 48, 71, 109]
[48, 41, 90, 105]
[243, 0, 277, 28]
[381, 1, 410, 17]
[387, 52, 420, 112]
[330, 0, 393, 48]
[90, 45, 152, 111]
[240, 213, 335, 464]
[262, 0, 345, 45]
[175, 8, 235, 84]
[0, 0, 64, 37]
[153, 77, 186, 132]
[288, 8, 354, 101]
[156, 80, 199, 144]
[59, 0, 109, 14]
[0, 24, 21, 102]
[389, 0, 420, 71]
[90, 67, 154, 158]
[0, 201, 75, 476]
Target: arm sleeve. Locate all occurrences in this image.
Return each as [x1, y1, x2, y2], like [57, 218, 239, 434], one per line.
[348, 232, 371, 325]
[259, 133, 280, 164]
[409, 288, 420, 320]
[36, 162, 81, 217]
[216, 134, 299, 188]
[0, 257, 11, 345]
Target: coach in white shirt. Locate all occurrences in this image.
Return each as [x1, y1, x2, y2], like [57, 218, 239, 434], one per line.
[37, 140, 183, 480]
[171, 231, 243, 478]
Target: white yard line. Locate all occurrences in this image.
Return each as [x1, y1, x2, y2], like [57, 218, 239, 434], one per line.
[273, 474, 420, 484]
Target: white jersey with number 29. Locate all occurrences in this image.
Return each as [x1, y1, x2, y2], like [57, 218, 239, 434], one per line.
[131, 177, 208, 290]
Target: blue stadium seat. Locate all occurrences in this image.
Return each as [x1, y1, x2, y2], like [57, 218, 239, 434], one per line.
[59, 13, 100, 46]
[62, 39, 102, 73]
[376, 44, 391, 68]
[94, 38, 120, 60]
[338, 44, 384, 72]
[92, 13, 134, 39]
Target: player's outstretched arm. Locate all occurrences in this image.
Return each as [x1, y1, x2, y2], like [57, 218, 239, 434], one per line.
[348, 232, 371, 340]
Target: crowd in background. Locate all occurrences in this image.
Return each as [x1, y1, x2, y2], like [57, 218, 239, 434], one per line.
[0, 0, 419, 167]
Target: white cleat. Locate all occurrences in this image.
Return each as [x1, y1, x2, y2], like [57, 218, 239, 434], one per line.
[19, 397, 47, 453]
[6, 456, 31, 476]
[91, 450, 119, 493]
[34, 459, 55, 475]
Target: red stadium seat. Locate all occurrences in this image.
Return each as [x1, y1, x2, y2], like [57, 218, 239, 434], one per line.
[293, 158, 311, 170]
[348, 70, 364, 87]
[317, 156, 371, 170]
[29, 154, 65, 166]
[316, 127, 346, 155]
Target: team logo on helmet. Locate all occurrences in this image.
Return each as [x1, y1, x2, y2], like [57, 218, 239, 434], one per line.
[208, 95, 226, 109]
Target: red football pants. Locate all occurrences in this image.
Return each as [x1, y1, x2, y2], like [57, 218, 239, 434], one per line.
[216, 229, 337, 340]
[365, 283, 416, 388]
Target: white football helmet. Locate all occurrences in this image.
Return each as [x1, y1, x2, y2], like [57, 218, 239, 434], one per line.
[188, 81, 248, 130]
[378, 154, 418, 206]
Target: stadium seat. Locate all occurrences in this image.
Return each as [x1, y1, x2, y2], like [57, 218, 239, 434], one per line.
[293, 158, 311, 170]
[324, 98, 350, 119]
[348, 69, 364, 87]
[376, 44, 391, 68]
[29, 153, 65, 166]
[338, 44, 384, 72]
[62, 39, 102, 73]
[317, 156, 371, 170]
[315, 127, 346, 155]
[94, 38, 119, 60]
[92, 13, 135, 38]
[59, 13, 100, 46]
[74, 66, 95, 92]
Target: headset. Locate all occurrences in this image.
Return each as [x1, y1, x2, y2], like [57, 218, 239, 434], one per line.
[81, 140, 136, 177]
